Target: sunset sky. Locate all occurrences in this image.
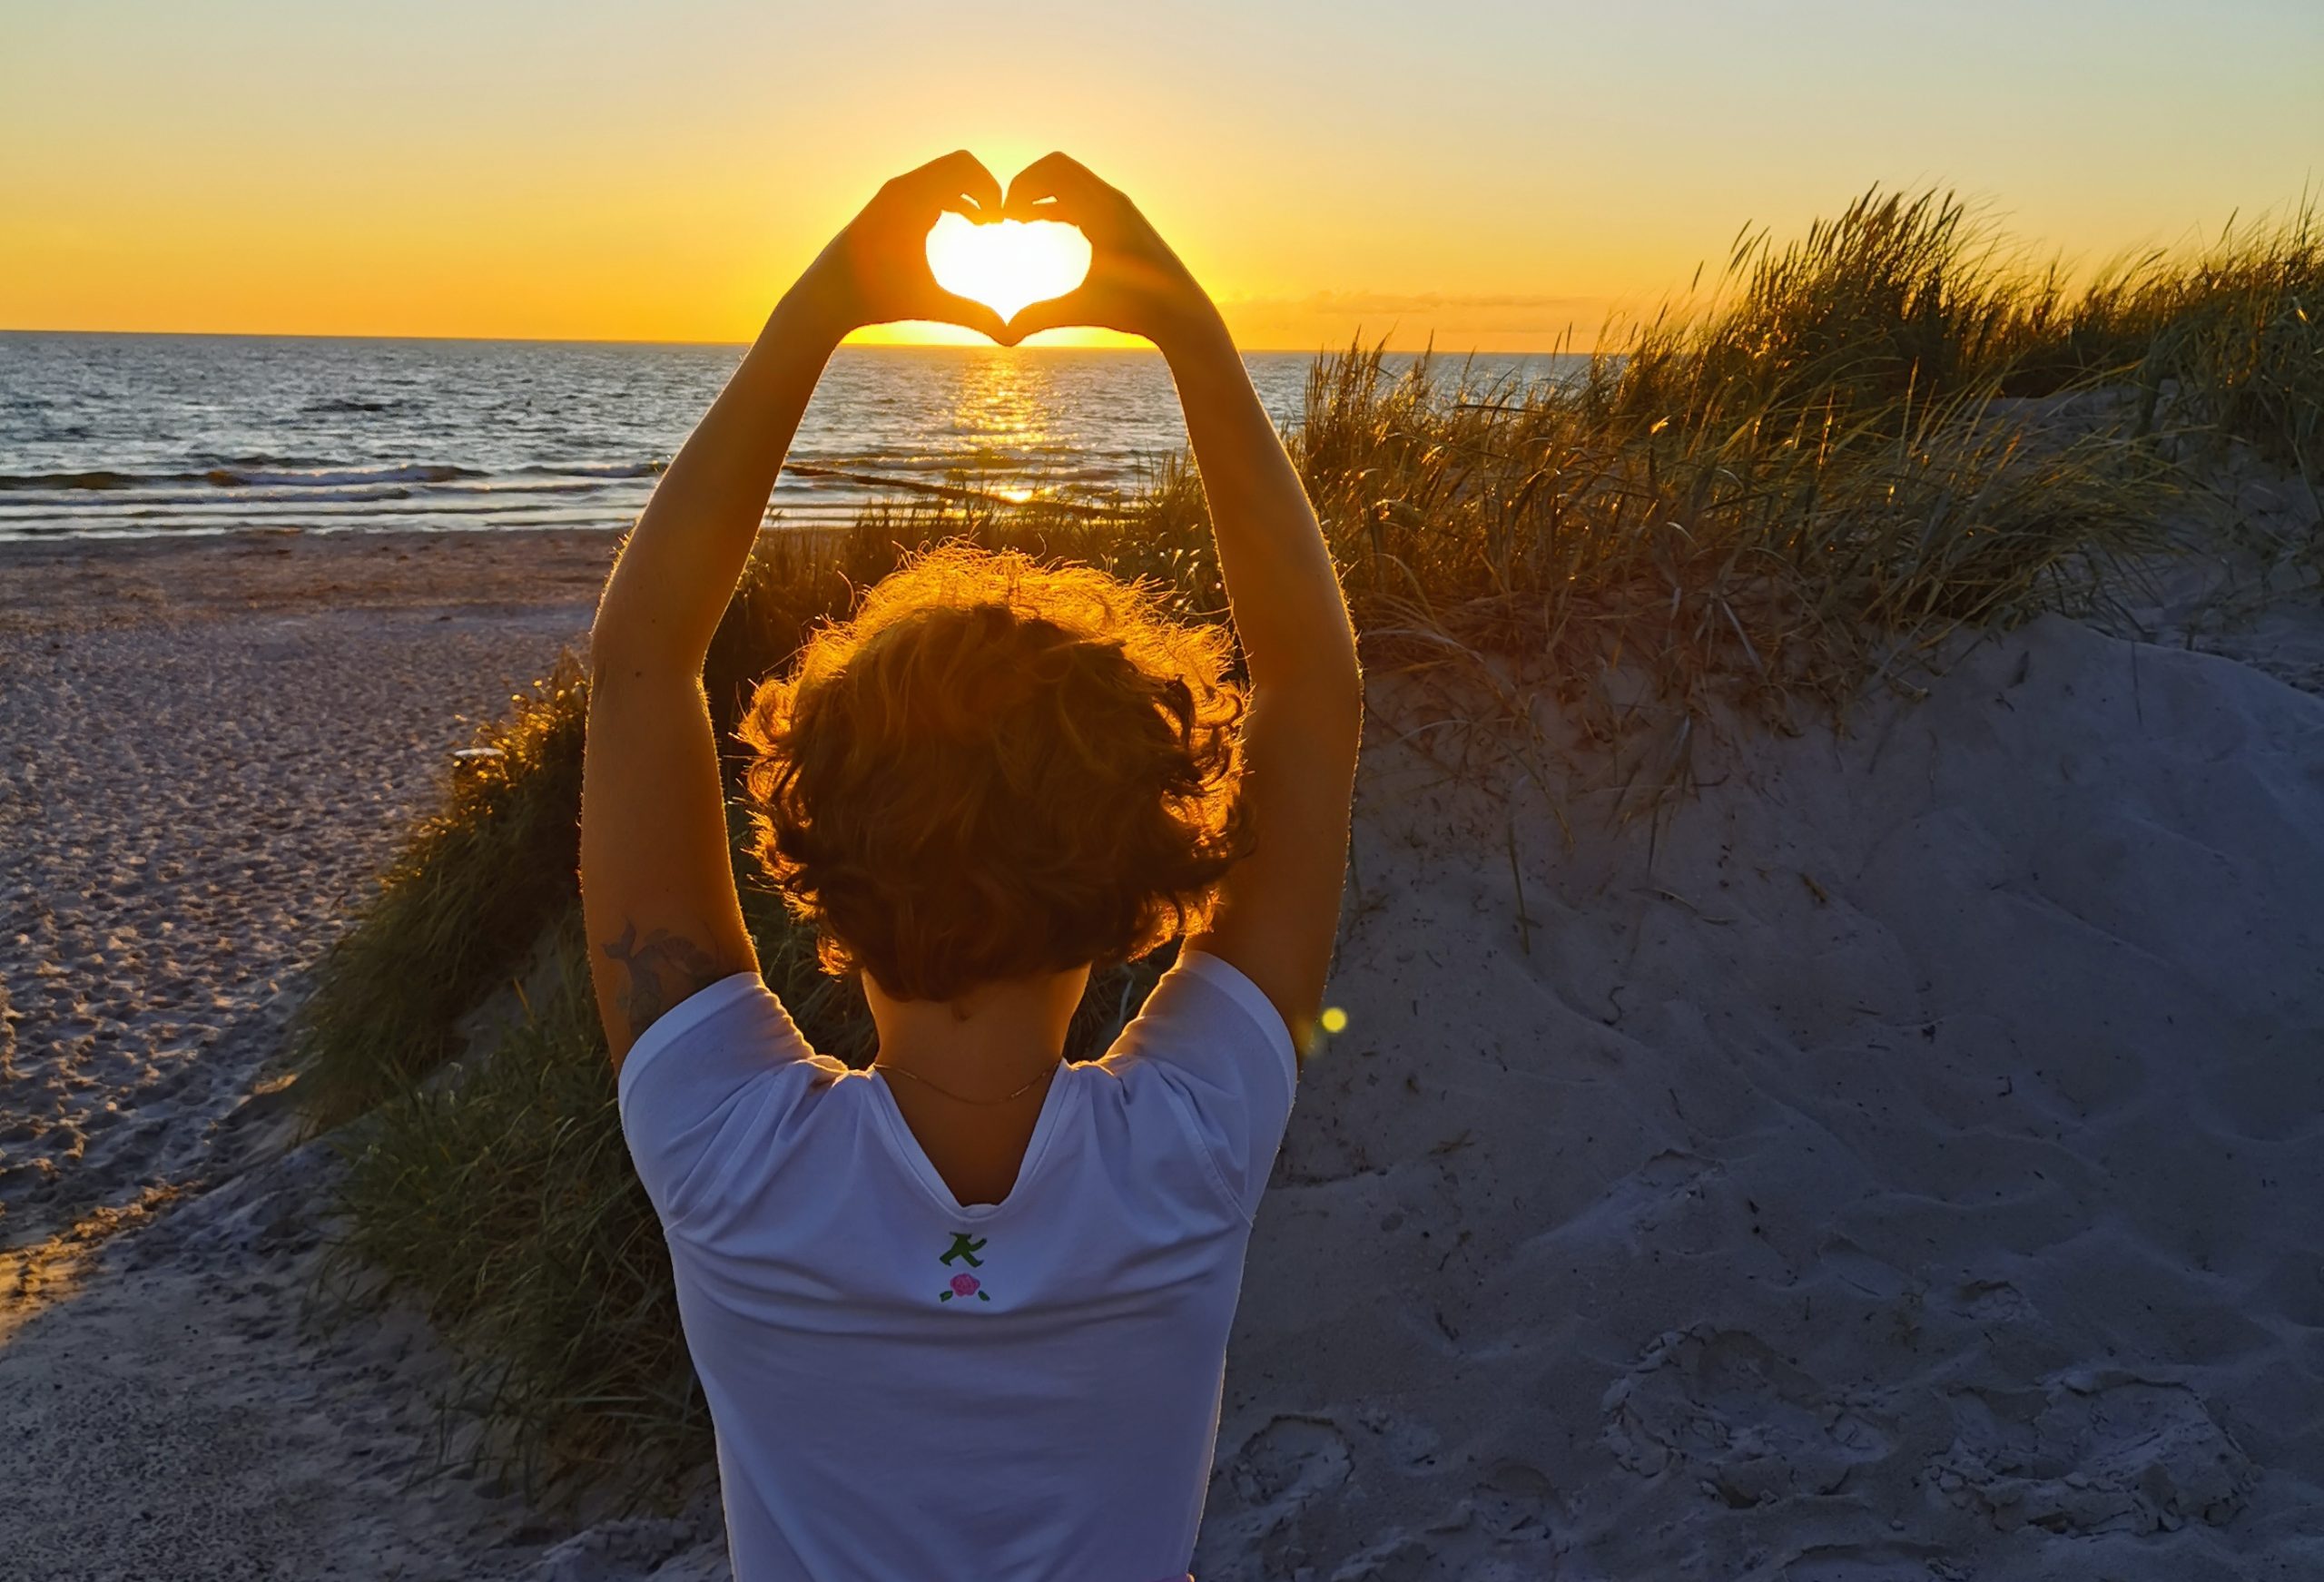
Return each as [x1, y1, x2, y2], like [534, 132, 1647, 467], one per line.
[3, 0, 2318, 351]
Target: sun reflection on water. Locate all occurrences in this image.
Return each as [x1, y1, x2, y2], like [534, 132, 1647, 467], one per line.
[951, 352, 1052, 450]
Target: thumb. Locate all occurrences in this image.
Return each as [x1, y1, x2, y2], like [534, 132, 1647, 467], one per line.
[929, 289, 1009, 345]
[1000, 289, 1091, 345]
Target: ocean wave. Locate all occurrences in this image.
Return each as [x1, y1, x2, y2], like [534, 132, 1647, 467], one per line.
[0, 462, 488, 492]
[301, 397, 406, 415]
[0, 487, 415, 514]
[202, 463, 486, 488]
[517, 461, 665, 479]
[212, 453, 337, 471]
[0, 469, 145, 491]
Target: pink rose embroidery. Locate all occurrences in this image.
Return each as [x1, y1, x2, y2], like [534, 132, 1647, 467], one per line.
[940, 1271, 991, 1303]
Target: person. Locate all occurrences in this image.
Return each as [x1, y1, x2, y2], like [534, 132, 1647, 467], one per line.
[580, 150, 1363, 1582]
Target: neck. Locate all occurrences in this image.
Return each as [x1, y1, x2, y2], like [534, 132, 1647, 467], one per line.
[863, 965, 1090, 1104]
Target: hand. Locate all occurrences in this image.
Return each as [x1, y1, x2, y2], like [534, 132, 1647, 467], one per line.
[802, 151, 1009, 343]
[996, 153, 1216, 350]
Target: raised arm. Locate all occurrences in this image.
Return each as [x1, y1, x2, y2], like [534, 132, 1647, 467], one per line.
[1001, 154, 1364, 1056]
[583, 152, 1009, 1066]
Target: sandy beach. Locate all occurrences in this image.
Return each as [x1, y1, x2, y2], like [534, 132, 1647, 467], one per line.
[0, 530, 655, 1577]
[4, 520, 2322, 1579]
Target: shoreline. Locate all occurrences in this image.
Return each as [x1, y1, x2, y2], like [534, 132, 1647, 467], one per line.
[0, 526, 623, 635]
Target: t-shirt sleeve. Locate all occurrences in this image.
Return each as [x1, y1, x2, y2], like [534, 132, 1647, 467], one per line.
[1105, 950, 1301, 1223]
[615, 970, 820, 1229]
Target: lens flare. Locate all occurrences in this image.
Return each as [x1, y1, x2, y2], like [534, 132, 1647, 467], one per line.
[924, 213, 1092, 323]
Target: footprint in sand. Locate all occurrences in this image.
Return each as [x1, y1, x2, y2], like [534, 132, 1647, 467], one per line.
[1930, 1371, 2254, 1537]
[1197, 1413, 1355, 1571]
[1601, 1326, 1896, 1508]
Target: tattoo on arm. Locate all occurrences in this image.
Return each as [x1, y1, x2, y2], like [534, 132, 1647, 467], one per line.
[601, 920, 726, 1044]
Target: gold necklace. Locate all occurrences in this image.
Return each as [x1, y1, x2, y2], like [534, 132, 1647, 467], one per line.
[872, 1057, 1061, 1105]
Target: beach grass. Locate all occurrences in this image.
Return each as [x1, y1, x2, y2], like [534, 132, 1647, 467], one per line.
[320, 916, 710, 1492]
[300, 187, 2322, 1503]
[291, 658, 588, 1129]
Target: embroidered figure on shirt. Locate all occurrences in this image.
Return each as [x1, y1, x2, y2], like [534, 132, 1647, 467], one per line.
[939, 1233, 991, 1302]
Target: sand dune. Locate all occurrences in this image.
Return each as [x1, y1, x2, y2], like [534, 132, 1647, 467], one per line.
[2, 528, 2319, 1579]
[1196, 612, 2324, 1578]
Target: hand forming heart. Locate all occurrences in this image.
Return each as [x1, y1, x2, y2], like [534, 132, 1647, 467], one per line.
[803, 151, 1212, 352]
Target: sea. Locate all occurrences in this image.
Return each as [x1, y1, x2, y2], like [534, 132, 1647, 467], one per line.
[0, 332, 1574, 542]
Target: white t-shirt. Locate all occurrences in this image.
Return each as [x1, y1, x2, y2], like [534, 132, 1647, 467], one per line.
[616, 949, 1300, 1582]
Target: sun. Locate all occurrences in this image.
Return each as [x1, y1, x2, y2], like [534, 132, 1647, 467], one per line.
[923, 212, 1094, 325]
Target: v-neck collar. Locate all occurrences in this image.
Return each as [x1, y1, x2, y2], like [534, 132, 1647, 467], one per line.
[860, 1060, 1079, 1222]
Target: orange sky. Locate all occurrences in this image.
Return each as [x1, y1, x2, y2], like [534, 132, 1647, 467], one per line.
[3, 2, 2318, 351]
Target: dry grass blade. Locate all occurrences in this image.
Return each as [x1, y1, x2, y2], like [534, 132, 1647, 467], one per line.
[294, 184, 2321, 1502]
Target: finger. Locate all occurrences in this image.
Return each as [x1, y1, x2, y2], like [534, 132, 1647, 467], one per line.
[1001, 192, 1079, 227]
[1002, 151, 1098, 220]
[928, 289, 1009, 345]
[915, 149, 1003, 219]
[1000, 289, 1091, 343]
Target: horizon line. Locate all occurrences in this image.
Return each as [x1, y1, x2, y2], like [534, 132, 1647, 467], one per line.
[0, 324, 1583, 357]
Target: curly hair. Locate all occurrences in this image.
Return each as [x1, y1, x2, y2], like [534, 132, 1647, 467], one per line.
[739, 543, 1251, 1002]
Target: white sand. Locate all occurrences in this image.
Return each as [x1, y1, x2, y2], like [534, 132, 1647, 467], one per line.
[3, 521, 2320, 1579]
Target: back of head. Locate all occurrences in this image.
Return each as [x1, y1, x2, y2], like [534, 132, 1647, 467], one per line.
[741, 543, 1250, 1002]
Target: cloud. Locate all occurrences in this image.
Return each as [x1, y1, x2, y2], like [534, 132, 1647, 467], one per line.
[1232, 290, 1598, 315]
[1214, 290, 1609, 352]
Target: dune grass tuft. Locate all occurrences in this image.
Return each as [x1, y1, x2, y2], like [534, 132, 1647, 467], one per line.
[299, 187, 2322, 1504]
[321, 913, 711, 1496]
[293, 659, 589, 1128]
[2122, 202, 2322, 490]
